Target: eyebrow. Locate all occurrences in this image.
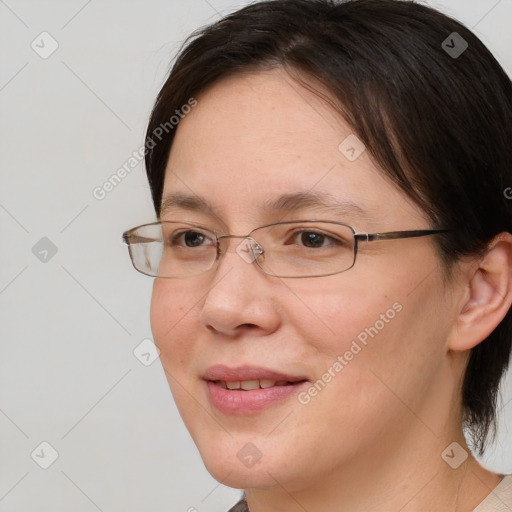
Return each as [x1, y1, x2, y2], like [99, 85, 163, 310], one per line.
[160, 190, 373, 222]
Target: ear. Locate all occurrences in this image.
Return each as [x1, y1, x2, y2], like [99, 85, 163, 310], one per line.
[448, 232, 512, 352]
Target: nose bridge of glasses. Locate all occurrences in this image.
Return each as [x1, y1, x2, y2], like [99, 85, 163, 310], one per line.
[217, 234, 263, 264]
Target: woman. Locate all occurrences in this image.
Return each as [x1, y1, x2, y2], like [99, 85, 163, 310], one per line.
[123, 0, 512, 510]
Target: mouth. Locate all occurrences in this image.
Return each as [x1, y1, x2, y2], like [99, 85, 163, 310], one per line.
[203, 365, 309, 414]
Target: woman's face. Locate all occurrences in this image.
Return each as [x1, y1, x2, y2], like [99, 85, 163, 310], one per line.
[150, 69, 457, 491]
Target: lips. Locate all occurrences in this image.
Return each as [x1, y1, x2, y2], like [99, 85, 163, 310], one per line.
[203, 364, 309, 414]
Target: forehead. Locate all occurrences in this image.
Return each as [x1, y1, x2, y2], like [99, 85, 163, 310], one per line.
[162, 69, 426, 229]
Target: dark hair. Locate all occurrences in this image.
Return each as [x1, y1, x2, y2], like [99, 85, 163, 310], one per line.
[144, 0, 512, 454]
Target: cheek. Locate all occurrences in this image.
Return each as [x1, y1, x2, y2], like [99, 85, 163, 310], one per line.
[150, 280, 198, 371]
[286, 272, 447, 415]
[283, 277, 402, 359]
[150, 280, 209, 426]
[276, 281, 403, 419]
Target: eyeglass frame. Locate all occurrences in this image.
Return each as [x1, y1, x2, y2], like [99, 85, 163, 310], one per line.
[122, 219, 453, 279]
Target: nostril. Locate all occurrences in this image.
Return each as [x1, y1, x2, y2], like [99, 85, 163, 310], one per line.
[238, 323, 259, 332]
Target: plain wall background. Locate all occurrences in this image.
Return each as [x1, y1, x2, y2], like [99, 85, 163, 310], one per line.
[1, 1, 511, 511]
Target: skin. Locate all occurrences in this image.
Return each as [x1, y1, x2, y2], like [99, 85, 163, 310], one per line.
[150, 68, 512, 511]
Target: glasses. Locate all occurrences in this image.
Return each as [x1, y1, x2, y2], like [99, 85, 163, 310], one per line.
[122, 220, 452, 279]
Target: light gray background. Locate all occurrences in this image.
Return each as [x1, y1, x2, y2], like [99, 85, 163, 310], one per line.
[1, 1, 511, 511]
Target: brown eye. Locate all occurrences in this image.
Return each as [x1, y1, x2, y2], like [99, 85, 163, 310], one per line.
[300, 231, 327, 248]
[286, 230, 344, 249]
[171, 230, 212, 248]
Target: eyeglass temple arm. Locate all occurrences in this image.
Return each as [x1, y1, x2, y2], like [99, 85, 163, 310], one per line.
[356, 229, 452, 242]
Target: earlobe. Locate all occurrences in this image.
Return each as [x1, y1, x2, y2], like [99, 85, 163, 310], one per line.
[449, 233, 512, 352]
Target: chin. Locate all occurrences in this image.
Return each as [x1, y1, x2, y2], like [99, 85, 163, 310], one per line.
[192, 434, 286, 488]
[203, 456, 281, 490]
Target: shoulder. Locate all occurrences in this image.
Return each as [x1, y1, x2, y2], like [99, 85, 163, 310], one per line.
[473, 474, 512, 511]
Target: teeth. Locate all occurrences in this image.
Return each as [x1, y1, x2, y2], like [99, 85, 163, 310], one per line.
[240, 380, 259, 390]
[216, 379, 296, 390]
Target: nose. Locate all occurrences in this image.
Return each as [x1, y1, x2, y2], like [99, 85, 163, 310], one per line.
[199, 235, 280, 337]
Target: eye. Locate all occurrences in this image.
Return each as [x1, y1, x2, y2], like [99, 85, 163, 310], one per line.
[170, 230, 214, 248]
[288, 230, 342, 249]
